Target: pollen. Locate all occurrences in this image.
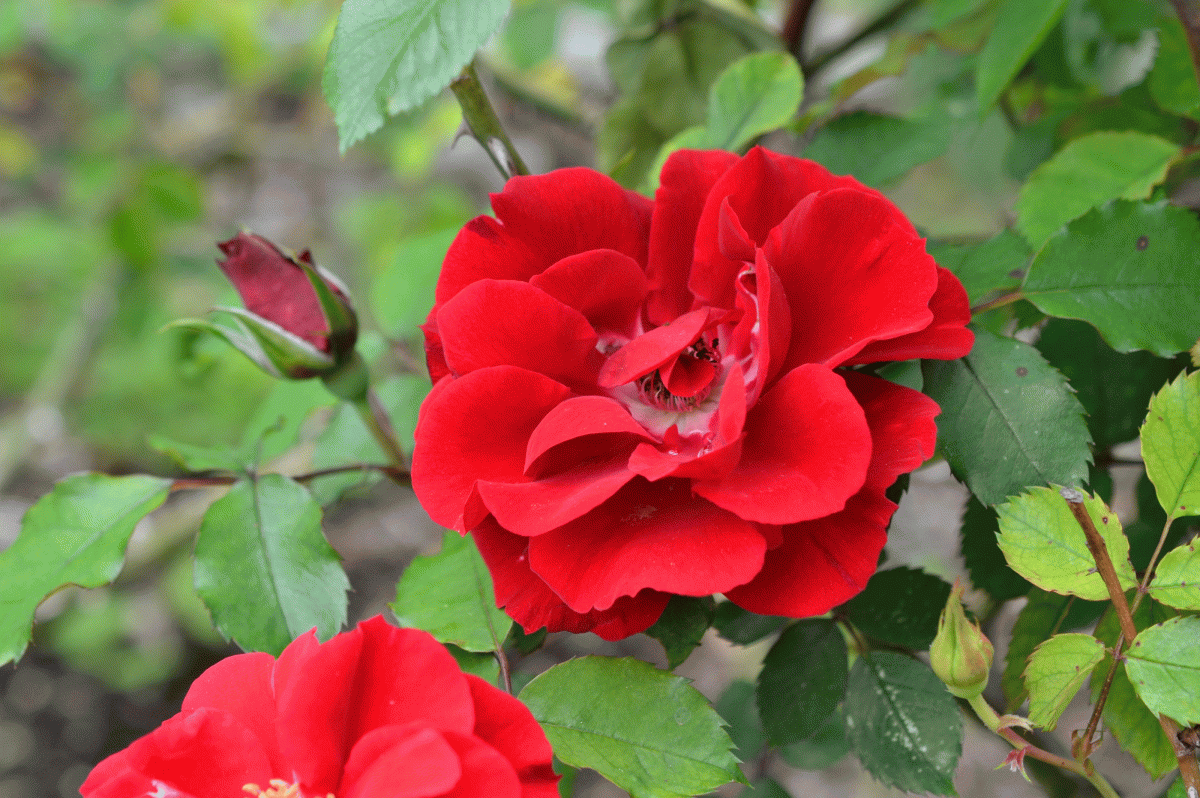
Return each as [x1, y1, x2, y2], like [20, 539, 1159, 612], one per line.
[243, 780, 333, 798]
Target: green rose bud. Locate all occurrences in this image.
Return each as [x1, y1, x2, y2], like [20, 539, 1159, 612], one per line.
[930, 581, 994, 699]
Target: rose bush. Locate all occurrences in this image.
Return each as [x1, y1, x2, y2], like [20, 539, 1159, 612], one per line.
[80, 616, 558, 798]
[412, 146, 973, 640]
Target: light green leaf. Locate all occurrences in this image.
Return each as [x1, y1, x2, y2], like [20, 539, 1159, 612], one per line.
[1125, 616, 1200, 726]
[757, 619, 847, 746]
[1149, 15, 1200, 115]
[369, 228, 457, 338]
[845, 653, 962, 796]
[976, 0, 1070, 114]
[1149, 541, 1200, 611]
[392, 531, 512, 653]
[194, 475, 349, 655]
[803, 110, 954, 188]
[520, 657, 743, 798]
[996, 487, 1136, 600]
[1016, 133, 1179, 248]
[1024, 633, 1106, 730]
[1023, 201, 1200, 356]
[704, 51, 803, 152]
[322, 0, 511, 152]
[923, 327, 1091, 507]
[1142, 371, 1200, 519]
[1092, 658, 1179, 779]
[0, 474, 170, 665]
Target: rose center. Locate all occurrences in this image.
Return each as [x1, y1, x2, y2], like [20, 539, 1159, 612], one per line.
[243, 780, 333, 798]
[636, 337, 721, 412]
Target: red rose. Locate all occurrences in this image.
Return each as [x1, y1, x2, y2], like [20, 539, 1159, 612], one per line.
[80, 616, 558, 798]
[412, 147, 973, 641]
[214, 232, 358, 378]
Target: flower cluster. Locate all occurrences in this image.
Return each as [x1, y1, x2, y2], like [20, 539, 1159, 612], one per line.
[413, 147, 973, 640]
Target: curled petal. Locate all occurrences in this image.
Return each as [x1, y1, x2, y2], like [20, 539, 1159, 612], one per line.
[530, 250, 649, 339]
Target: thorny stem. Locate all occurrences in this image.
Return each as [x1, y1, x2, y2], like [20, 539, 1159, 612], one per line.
[781, 0, 816, 59]
[1131, 515, 1179, 615]
[353, 386, 409, 472]
[1078, 635, 1123, 762]
[971, 290, 1025, 315]
[170, 463, 408, 492]
[966, 695, 1121, 798]
[449, 60, 529, 181]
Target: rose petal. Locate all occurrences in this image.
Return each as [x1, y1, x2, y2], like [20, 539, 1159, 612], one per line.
[529, 249, 649, 339]
[472, 522, 670, 640]
[436, 280, 602, 390]
[525, 395, 655, 474]
[441, 732, 523, 798]
[724, 490, 895, 616]
[342, 725, 462, 798]
[844, 267, 974, 364]
[412, 367, 573, 530]
[527, 479, 767, 612]
[180, 651, 284, 772]
[694, 364, 871, 524]
[646, 149, 739, 324]
[765, 188, 940, 370]
[598, 307, 723, 388]
[436, 170, 652, 305]
[464, 675, 559, 798]
[690, 147, 864, 309]
[842, 371, 940, 491]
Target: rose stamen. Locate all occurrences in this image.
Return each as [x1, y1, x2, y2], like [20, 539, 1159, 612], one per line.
[636, 337, 721, 411]
[242, 780, 333, 798]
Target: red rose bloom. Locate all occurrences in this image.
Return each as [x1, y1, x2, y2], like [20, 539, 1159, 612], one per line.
[80, 616, 558, 798]
[412, 147, 973, 641]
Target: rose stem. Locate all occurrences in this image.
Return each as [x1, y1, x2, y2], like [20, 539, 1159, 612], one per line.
[449, 59, 529, 180]
[801, 0, 920, 78]
[1060, 488, 1200, 796]
[351, 387, 410, 473]
[781, 0, 815, 59]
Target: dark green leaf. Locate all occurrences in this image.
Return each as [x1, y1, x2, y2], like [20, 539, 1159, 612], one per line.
[923, 326, 1092, 507]
[0, 474, 170, 665]
[928, 229, 1031, 305]
[1142, 371, 1200, 519]
[520, 657, 744, 798]
[1149, 15, 1200, 115]
[713, 601, 787, 645]
[322, 0, 512, 152]
[1016, 132, 1178, 248]
[777, 709, 850, 771]
[1037, 318, 1179, 449]
[1126, 616, 1200, 725]
[843, 567, 952, 650]
[976, 0, 1070, 113]
[715, 679, 765, 763]
[506, 622, 548, 655]
[646, 595, 715, 669]
[1091, 656, 1179, 779]
[804, 110, 953, 188]
[740, 777, 790, 798]
[757, 619, 848, 745]
[446, 644, 500, 684]
[391, 531, 512, 653]
[1023, 201, 1200, 356]
[194, 475, 349, 655]
[960, 495, 1030, 602]
[845, 653, 962, 796]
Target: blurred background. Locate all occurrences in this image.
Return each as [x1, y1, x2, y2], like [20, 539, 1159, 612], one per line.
[0, 0, 1082, 796]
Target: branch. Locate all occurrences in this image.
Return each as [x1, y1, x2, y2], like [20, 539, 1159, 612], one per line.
[1061, 488, 1137, 643]
[801, 0, 921, 78]
[449, 59, 529, 180]
[781, 0, 817, 59]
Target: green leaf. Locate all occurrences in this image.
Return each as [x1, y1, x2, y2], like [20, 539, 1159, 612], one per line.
[996, 486, 1136, 600]
[646, 595, 715, 669]
[777, 709, 850, 771]
[976, 0, 1070, 114]
[1016, 133, 1179, 248]
[391, 531, 511, 653]
[1142, 371, 1200, 519]
[369, 228, 457, 338]
[756, 619, 848, 746]
[1003, 589, 1106, 709]
[716, 680, 765, 763]
[446, 644, 500, 684]
[1037, 318, 1180, 449]
[194, 475, 349, 655]
[1149, 15, 1200, 115]
[322, 0, 511, 152]
[1091, 658, 1179, 779]
[0, 474, 170, 665]
[712, 601, 787, 645]
[803, 110, 954, 188]
[923, 327, 1092, 507]
[843, 567, 952, 650]
[960, 495, 1030, 602]
[845, 652, 962, 796]
[1024, 633, 1106, 730]
[1023, 201, 1200, 356]
[1149, 541, 1200, 611]
[705, 51, 802, 152]
[520, 657, 743, 798]
[1125, 616, 1200, 725]
[928, 229, 1031, 305]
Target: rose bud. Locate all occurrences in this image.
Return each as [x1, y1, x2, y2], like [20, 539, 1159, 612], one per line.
[412, 147, 973, 640]
[189, 232, 358, 381]
[80, 616, 559, 798]
[931, 581, 994, 699]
